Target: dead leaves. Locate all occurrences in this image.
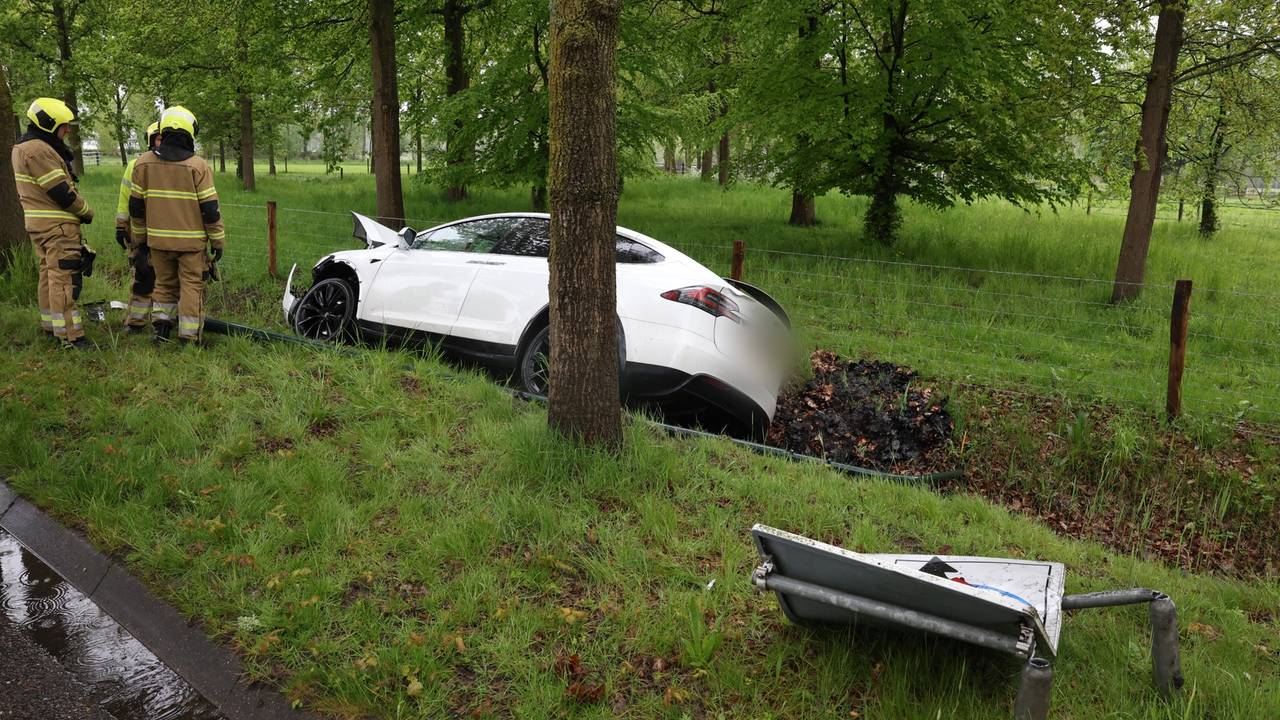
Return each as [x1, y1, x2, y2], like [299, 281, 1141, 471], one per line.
[557, 606, 588, 625]
[554, 651, 605, 704]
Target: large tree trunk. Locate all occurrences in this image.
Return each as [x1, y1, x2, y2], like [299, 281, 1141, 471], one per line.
[1111, 1, 1185, 302]
[789, 192, 816, 226]
[52, 0, 84, 177]
[0, 66, 26, 272]
[238, 91, 256, 191]
[547, 0, 622, 448]
[443, 0, 470, 201]
[371, 0, 406, 228]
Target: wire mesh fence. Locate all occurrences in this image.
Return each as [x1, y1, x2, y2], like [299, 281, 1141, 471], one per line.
[72, 191, 1280, 439]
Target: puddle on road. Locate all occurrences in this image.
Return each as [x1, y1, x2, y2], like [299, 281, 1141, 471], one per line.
[0, 528, 223, 719]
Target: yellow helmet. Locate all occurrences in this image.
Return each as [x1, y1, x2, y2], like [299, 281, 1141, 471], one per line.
[145, 121, 160, 145]
[158, 106, 199, 137]
[27, 97, 75, 133]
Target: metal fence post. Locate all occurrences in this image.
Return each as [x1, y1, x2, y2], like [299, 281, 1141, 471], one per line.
[1150, 594, 1183, 697]
[1013, 657, 1053, 720]
[267, 200, 278, 278]
[731, 240, 745, 281]
[1166, 279, 1192, 421]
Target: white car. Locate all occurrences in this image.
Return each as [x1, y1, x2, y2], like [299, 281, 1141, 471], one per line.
[283, 212, 793, 438]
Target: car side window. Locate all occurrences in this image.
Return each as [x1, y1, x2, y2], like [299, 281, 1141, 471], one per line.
[413, 218, 523, 253]
[492, 218, 551, 257]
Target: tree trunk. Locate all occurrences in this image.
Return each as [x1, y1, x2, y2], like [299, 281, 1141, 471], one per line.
[718, 131, 729, 186]
[371, 0, 406, 228]
[52, 0, 83, 177]
[531, 185, 547, 211]
[218, 139, 226, 173]
[1177, 198, 1184, 221]
[1199, 103, 1226, 237]
[268, 141, 277, 176]
[700, 148, 713, 181]
[663, 146, 675, 173]
[1111, 0, 1185, 303]
[238, 91, 256, 190]
[864, 163, 900, 245]
[547, 0, 622, 448]
[0, 66, 26, 272]
[443, 0, 469, 201]
[416, 130, 423, 175]
[789, 192, 816, 226]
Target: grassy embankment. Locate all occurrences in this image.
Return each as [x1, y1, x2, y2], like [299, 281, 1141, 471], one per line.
[50, 163, 1280, 572]
[0, 303, 1277, 718]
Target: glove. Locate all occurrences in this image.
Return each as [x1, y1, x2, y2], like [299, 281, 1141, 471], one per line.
[116, 227, 128, 250]
[79, 208, 93, 225]
[80, 245, 97, 277]
[210, 247, 223, 263]
[132, 244, 149, 270]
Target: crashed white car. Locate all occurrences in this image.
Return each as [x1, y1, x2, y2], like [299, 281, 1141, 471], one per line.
[284, 213, 792, 438]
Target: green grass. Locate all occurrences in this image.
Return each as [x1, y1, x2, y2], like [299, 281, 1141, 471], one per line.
[0, 306, 1276, 719]
[65, 164, 1280, 434]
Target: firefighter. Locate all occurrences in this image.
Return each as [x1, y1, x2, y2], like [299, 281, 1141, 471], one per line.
[116, 121, 161, 332]
[11, 97, 95, 349]
[128, 106, 225, 344]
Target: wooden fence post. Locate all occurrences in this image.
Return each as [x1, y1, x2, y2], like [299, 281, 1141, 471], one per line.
[731, 239, 745, 281]
[1166, 279, 1192, 421]
[267, 200, 278, 278]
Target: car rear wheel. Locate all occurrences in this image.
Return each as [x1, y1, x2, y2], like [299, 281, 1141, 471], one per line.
[518, 325, 552, 396]
[516, 321, 626, 398]
[293, 277, 356, 341]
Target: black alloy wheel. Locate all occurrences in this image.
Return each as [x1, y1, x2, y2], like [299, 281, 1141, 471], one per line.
[293, 278, 355, 341]
[518, 325, 552, 396]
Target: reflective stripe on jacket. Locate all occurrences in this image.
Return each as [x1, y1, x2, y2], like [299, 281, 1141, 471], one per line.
[117, 157, 138, 228]
[128, 150, 225, 252]
[12, 139, 91, 234]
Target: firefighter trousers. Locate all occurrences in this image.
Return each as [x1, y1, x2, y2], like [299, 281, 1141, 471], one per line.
[30, 224, 85, 342]
[126, 246, 155, 328]
[150, 249, 205, 341]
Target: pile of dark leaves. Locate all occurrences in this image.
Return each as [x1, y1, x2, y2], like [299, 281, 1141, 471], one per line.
[765, 350, 953, 473]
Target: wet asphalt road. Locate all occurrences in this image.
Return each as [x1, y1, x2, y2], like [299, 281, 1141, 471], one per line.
[0, 611, 117, 720]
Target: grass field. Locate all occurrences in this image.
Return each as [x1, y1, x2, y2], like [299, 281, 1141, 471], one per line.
[0, 307, 1276, 719]
[4, 163, 1279, 716]
[63, 162, 1280, 435]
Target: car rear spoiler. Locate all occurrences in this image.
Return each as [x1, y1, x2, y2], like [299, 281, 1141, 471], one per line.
[724, 278, 791, 329]
[352, 212, 412, 250]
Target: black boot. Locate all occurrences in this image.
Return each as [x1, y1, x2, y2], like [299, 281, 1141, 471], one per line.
[152, 321, 173, 344]
[60, 337, 96, 351]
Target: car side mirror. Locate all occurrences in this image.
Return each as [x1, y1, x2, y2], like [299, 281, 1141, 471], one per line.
[399, 227, 416, 244]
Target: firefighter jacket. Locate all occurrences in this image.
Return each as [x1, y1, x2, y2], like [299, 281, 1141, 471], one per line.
[11, 128, 93, 235]
[128, 138, 225, 253]
[117, 156, 138, 231]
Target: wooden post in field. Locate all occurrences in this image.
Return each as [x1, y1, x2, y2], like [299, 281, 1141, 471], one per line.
[1166, 279, 1192, 421]
[731, 239, 745, 281]
[267, 200, 278, 278]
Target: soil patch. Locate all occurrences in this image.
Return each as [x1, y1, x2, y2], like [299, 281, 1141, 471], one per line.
[766, 350, 954, 475]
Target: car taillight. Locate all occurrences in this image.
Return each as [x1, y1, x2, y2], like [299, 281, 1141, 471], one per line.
[660, 286, 742, 323]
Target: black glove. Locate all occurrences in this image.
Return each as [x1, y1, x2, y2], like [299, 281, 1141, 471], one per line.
[80, 245, 97, 277]
[132, 244, 149, 270]
[115, 227, 128, 250]
[210, 247, 223, 263]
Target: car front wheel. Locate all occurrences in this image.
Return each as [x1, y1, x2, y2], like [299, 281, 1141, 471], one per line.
[292, 277, 356, 341]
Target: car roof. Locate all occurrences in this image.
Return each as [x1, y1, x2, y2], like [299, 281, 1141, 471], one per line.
[416, 212, 694, 265]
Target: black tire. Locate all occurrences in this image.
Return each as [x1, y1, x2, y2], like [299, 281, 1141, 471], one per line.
[516, 320, 626, 398]
[517, 325, 552, 396]
[292, 277, 356, 341]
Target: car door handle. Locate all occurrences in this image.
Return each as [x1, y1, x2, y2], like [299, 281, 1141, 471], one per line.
[466, 260, 506, 266]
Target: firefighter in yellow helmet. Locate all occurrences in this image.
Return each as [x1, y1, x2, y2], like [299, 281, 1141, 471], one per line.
[116, 121, 162, 332]
[11, 98, 96, 349]
[128, 106, 225, 344]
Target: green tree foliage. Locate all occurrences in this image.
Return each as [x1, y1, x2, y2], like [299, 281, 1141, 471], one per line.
[738, 0, 1112, 244]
